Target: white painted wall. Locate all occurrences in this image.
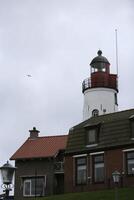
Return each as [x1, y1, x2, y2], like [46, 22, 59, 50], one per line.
[83, 88, 118, 120]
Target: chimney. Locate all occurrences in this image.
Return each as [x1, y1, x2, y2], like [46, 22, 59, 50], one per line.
[29, 127, 39, 139]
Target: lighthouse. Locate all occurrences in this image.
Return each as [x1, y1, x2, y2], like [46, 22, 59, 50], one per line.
[82, 50, 118, 120]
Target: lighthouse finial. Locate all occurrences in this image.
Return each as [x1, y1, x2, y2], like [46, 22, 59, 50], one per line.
[97, 50, 102, 56]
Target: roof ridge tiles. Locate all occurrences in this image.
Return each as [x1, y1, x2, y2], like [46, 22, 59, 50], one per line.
[36, 134, 68, 138]
[27, 134, 68, 140]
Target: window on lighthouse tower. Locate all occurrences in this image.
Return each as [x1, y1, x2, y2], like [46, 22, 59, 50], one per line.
[92, 109, 99, 117]
[114, 93, 118, 105]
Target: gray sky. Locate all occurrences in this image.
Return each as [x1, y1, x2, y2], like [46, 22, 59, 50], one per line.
[0, 0, 134, 174]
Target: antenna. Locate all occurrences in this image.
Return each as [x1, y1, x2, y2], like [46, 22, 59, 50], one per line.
[115, 29, 119, 76]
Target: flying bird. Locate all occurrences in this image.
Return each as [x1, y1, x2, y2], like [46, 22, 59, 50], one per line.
[27, 74, 32, 77]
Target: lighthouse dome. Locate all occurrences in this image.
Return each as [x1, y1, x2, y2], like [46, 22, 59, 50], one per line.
[90, 50, 110, 68]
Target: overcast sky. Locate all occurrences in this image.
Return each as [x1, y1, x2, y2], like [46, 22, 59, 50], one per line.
[0, 0, 134, 177]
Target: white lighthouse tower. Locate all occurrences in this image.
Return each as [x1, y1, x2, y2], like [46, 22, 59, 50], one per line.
[82, 50, 118, 120]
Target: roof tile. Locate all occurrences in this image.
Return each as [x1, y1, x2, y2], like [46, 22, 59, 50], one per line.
[11, 135, 68, 160]
[66, 109, 134, 154]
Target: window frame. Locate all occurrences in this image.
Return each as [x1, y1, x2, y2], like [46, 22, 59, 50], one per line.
[23, 176, 46, 197]
[92, 109, 99, 117]
[87, 129, 97, 145]
[85, 125, 100, 146]
[23, 179, 31, 196]
[75, 157, 87, 185]
[126, 151, 134, 176]
[114, 93, 118, 105]
[129, 119, 134, 139]
[92, 154, 104, 183]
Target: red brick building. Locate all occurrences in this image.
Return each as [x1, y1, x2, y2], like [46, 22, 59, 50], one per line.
[65, 109, 134, 193]
[10, 127, 67, 199]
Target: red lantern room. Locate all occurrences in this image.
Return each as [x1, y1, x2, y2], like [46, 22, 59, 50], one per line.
[82, 50, 118, 93]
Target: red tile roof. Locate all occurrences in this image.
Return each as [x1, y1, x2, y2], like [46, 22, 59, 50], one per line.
[10, 135, 68, 160]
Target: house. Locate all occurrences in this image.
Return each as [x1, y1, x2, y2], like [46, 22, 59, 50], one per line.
[64, 50, 134, 193]
[64, 109, 134, 193]
[10, 127, 68, 199]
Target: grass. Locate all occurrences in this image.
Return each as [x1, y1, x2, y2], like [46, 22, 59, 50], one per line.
[30, 188, 134, 200]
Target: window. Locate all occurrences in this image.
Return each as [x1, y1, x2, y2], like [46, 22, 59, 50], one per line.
[75, 157, 87, 185]
[93, 155, 104, 182]
[87, 129, 98, 145]
[23, 176, 46, 197]
[114, 93, 118, 105]
[92, 109, 99, 117]
[130, 120, 134, 138]
[126, 151, 134, 175]
[85, 124, 100, 146]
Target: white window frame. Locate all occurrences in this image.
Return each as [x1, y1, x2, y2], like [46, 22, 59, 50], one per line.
[126, 151, 134, 175]
[75, 157, 87, 185]
[23, 179, 32, 197]
[73, 154, 87, 158]
[92, 154, 104, 183]
[23, 176, 46, 197]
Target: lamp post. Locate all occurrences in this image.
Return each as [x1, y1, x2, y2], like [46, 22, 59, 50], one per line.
[112, 170, 120, 200]
[0, 161, 16, 200]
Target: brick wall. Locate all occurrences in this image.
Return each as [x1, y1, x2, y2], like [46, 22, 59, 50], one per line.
[65, 147, 134, 193]
[14, 158, 54, 200]
[64, 156, 74, 193]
